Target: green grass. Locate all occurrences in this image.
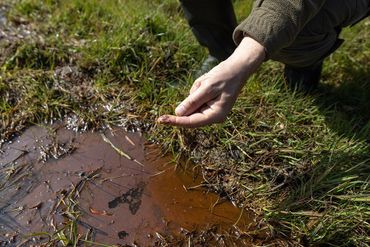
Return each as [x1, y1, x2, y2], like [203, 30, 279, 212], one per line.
[0, 0, 369, 246]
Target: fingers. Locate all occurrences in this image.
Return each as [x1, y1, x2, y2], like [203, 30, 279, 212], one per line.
[157, 98, 226, 128]
[157, 113, 215, 128]
[175, 84, 217, 117]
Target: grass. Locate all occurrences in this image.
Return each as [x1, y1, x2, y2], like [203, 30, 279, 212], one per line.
[0, 0, 369, 246]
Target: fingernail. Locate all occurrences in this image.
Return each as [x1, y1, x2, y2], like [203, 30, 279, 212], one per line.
[157, 116, 169, 123]
[175, 105, 185, 116]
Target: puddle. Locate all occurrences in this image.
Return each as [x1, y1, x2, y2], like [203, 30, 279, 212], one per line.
[0, 125, 260, 246]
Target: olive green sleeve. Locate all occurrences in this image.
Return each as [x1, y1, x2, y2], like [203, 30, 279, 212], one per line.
[233, 0, 327, 57]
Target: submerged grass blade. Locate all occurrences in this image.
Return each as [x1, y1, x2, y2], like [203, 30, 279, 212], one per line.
[101, 133, 144, 167]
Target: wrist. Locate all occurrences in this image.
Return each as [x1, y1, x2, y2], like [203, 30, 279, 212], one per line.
[226, 36, 266, 80]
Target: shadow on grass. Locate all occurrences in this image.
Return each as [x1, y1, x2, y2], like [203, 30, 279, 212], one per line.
[315, 63, 370, 143]
[274, 150, 369, 244]
[271, 63, 370, 246]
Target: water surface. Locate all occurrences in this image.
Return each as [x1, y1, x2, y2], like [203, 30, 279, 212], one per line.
[0, 125, 258, 246]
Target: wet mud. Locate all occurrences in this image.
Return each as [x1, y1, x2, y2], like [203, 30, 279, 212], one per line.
[0, 125, 259, 246]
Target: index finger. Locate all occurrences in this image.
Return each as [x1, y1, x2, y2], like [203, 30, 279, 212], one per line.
[157, 112, 217, 128]
[175, 84, 217, 117]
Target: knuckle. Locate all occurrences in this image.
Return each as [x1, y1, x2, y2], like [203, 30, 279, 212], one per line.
[194, 77, 203, 84]
[190, 81, 201, 92]
[195, 74, 206, 83]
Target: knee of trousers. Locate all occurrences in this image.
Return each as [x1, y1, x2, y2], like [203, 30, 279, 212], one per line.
[269, 0, 369, 68]
[270, 29, 342, 68]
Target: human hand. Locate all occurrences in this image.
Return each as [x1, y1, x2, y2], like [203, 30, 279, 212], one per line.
[157, 36, 266, 128]
[157, 61, 246, 127]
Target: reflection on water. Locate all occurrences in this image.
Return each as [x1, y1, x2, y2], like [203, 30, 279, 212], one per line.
[0, 125, 258, 246]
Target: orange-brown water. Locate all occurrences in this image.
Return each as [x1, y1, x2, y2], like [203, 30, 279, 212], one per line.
[0, 125, 258, 246]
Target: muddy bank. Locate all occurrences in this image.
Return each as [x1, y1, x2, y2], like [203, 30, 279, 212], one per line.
[0, 125, 262, 246]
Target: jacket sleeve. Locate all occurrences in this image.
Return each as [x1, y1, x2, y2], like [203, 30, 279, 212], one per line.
[233, 0, 327, 58]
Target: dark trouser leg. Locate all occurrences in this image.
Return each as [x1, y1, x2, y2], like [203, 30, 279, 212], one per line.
[280, 28, 344, 92]
[272, 0, 369, 68]
[180, 0, 237, 61]
[272, 27, 344, 69]
[272, 0, 369, 91]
